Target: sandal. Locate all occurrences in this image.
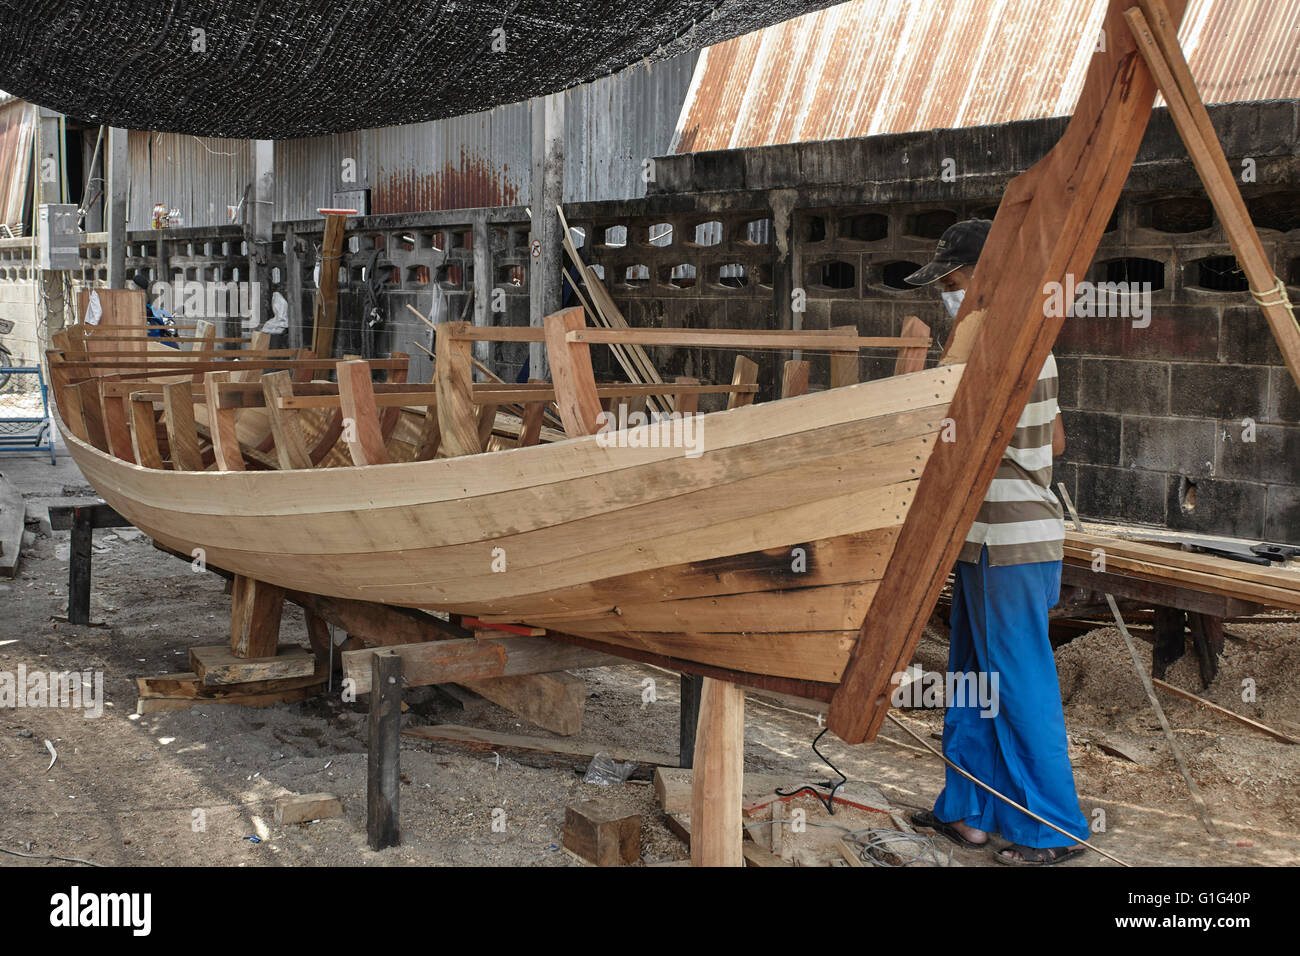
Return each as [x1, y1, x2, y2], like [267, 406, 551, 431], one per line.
[910, 809, 987, 848]
[995, 842, 1084, 866]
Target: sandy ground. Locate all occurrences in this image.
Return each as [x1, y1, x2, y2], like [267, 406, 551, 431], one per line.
[1, 437, 1297, 868]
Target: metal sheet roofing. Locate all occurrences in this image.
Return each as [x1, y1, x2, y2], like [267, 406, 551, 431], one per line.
[671, 0, 1300, 152]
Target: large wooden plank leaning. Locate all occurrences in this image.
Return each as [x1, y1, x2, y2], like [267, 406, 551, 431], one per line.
[312, 211, 347, 359]
[828, 0, 1192, 744]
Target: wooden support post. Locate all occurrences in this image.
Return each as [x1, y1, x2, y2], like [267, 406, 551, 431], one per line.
[229, 575, 286, 658]
[476, 403, 500, 448]
[190, 320, 216, 383]
[543, 306, 602, 437]
[780, 360, 810, 399]
[727, 355, 759, 409]
[74, 380, 110, 451]
[235, 330, 271, 383]
[679, 672, 704, 769]
[1187, 612, 1224, 687]
[129, 396, 165, 469]
[367, 650, 402, 851]
[337, 359, 390, 465]
[435, 323, 482, 457]
[106, 127, 128, 289]
[68, 510, 92, 626]
[894, 316, 931, 375]
[261, 370, 313, 469]
[414, 403, 442, 460]
[1151, 605, 1186, 680]
[690, 677, 744, 867]
[161, 381, 203, 471]
[100, 379, 135, 463]
[312, 213, 347, 359]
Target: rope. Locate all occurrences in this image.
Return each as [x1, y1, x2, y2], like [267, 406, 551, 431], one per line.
[1249, 275, 1299, 334]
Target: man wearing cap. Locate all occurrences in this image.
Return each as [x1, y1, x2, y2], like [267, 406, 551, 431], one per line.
[904, 219, 1089, 865]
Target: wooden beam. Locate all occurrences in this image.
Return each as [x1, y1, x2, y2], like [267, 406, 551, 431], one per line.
[893, 316, 931, 375]
[203, 371, 245, 471]
[781, 360, 810, 399]
[1128, 0, 1300, 391]
[341, 637, 616, 694]
[129, 396, 165, 469]
[460, 671, 586, 736]
[544, 306, 603, 437]
[337, 359, 390, 465]
[161, 381, 204, 471]
[673, 376, 700, 414]
[191, 643, 315, 685]
[829, 325, 859, 388]
[435, 322, 482, 457]
[229, 575, 286, 658]
[402, 723, 676, 769]
[690, 677, 745, 867]
[367, 650, 402, 851]
[100, 379, 135, 463]
[74, 379, 109, 451]
[567, 328, 928, 351]
[517, 378, 547, 448]
[261, 370, 313, 469]
[312, 212, 347, 359]
[727, 355, 759, 409]
[828, 0, 1190, 745]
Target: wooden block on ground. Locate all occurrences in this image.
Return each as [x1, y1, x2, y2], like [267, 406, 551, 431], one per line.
[190, 643, 317, 686]
[459, 671, 585, 736]
[563, 799, 641, 866]
[274, 792, 343, 825]
[135, 684, 319, 713]
[403, 724, 676, 771]
[137, 669, 325, 700]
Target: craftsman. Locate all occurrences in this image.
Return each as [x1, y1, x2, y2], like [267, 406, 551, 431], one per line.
[904, 219, 1089, 865]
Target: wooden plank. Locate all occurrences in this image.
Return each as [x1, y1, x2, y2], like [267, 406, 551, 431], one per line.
[190, 643, 316, 685]
[401, 723, 677, 768]
[229, 574, 286, 658]
[829, 0, 1190, 745]
[679, 673, 703, 769]
[434, 322, 482, 457]
[1065, 532, 1300, 594]
[261, 370, 313, 469]
[129, 396, 165, 470]
[414, 402, 442, 461]
[475, 402, 500, 448]
[367, 650, 402, 850]
[203, 371, 244, 471]
[1128, 0, 1300, 391]
[894, 316, 931, 375]
[136, 670, 325, 700]
[690, 677, 744, 867]
[74, 379, 109, 451]
[337, 359, 390, 466]
[566, 328, 929, 351]
[781, 360, 810, 399]
[161, 381, 204, 471]
[563, 799, 640, 866]
[100, 379, 135, 463]
[135, 684, 319, 713]
[341, 637, 616, 694]
[274, 793, 343, 825]
[544, 306, 603, 437]
[235, 331, 272, 383]
[312, 212, 346, 359]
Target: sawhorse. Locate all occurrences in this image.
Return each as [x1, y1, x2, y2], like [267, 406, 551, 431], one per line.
[48, 501, 132, 625]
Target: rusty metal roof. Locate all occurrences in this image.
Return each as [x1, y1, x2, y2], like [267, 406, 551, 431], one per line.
[671, 0, 1300, 152]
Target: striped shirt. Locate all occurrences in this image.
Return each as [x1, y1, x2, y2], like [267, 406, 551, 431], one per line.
[958, 353, 1064, 566]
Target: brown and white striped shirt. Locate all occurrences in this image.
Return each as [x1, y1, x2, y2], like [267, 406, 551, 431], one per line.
[958, 353, 1064, 566]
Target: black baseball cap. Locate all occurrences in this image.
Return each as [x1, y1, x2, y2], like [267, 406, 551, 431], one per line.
[904, 219, 993, 286]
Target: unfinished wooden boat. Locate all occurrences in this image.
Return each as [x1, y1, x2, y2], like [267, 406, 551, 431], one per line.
[48, 296, 956, 701]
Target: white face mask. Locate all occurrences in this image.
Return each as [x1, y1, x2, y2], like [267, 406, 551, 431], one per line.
[941, 288, 966, 318]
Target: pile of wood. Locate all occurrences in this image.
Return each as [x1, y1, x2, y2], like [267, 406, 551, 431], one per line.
[1063, 531, 1300, 612]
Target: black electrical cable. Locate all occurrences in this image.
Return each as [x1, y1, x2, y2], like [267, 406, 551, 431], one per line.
[774, 726, 847, 815]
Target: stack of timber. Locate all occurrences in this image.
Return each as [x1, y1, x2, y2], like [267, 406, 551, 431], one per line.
[1063, 531, 1300, 612]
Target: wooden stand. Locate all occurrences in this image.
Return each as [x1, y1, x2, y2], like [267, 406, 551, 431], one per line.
[367, 650, 402, 850]
[690, 677, 745, 867]
[48, 502, 132, 625]
[679, 673, 704, 769]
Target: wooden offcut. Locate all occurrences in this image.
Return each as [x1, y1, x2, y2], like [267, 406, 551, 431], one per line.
[191, 643, 316, 686]
[562, 799, 641, 866]
[274, 792, 343, 825]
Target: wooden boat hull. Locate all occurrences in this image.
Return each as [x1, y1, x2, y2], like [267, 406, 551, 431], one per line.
[61, 363, 962, 685]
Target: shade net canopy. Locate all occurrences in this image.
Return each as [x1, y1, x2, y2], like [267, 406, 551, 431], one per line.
[0, 0, 843, 138]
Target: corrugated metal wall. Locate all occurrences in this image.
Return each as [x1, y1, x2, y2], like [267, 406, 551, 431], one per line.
[123, 50, 697, 229]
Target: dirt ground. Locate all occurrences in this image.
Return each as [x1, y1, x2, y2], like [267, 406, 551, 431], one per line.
[1, 439, 1297, 867]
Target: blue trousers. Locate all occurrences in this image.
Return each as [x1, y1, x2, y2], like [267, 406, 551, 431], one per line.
[932, 547, 1089, 847]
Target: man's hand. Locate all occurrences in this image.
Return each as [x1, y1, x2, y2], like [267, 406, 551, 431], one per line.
[1052, 412, 1065, 457]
